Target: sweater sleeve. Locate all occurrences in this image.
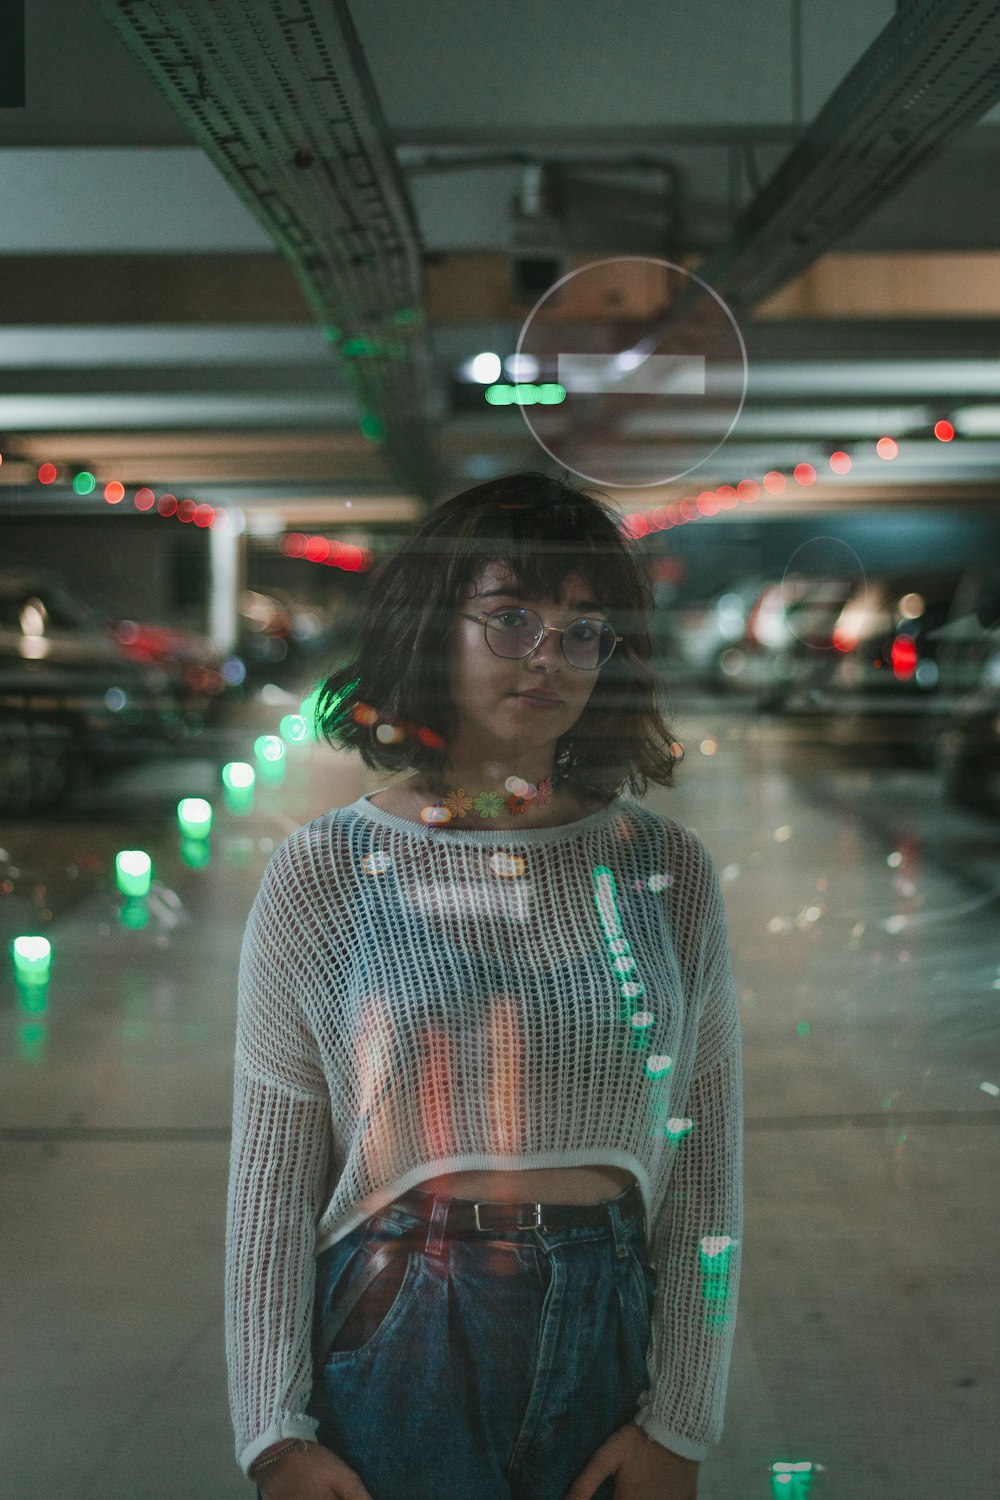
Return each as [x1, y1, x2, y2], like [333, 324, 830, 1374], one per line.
[633, 839, 744, 1461]
[224, 848, 335, 1478]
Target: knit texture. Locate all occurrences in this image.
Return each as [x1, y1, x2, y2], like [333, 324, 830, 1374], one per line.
[225, 792, 743, 1476]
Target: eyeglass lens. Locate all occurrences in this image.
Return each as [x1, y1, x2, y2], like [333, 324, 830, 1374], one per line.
[485, 608, 613, 667]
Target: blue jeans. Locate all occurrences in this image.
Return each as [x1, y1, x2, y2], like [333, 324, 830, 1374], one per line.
[256, 1182, 655, 1500]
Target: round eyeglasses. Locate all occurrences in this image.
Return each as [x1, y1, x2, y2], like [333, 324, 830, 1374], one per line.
[456, 607, 623, 669]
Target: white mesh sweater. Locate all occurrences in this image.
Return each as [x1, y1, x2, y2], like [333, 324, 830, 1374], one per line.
[225, 791, 743, 1477]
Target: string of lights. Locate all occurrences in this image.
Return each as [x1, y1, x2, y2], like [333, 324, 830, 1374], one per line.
[1, 409, 963, 574]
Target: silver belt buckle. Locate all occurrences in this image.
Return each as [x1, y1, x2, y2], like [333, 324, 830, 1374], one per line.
[473, 1200, 545, 1232]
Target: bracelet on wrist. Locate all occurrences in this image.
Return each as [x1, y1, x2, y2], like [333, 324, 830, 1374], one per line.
[248, 1438, 308, 1478]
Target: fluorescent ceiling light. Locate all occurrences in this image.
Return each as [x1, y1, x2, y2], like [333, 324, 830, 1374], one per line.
[951, 405, 1000, 436]
[0, 325, 330, 367]
[623, 405, 932, 436]
[0, 394, 360, 428]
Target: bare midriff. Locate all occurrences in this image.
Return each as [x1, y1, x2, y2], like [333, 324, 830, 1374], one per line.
[417, 1165, 637, 1205]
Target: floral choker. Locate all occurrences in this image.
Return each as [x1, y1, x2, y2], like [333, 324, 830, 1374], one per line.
[417, 776, 555, 822]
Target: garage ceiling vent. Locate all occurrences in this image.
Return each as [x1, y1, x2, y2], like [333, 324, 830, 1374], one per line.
[91, 0, 444, 503]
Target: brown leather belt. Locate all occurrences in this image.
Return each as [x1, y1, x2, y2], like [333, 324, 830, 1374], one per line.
[391, 1177, 645, 1235]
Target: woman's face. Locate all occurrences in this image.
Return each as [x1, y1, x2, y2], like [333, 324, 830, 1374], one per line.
[444, 562, 609, 758]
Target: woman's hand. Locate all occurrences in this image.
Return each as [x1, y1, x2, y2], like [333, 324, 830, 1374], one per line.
[562, 1420, 700, 1500]
[256, 1440, 377, 1500]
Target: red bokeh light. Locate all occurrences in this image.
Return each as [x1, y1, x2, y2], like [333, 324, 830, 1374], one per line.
[177, 498, 197, 523]
[157, 493, 178, 517]
[934, 420, 954, 442]
[876, 436, 899, 460]
[134, 487, 156, 511]
[736, 479, 759, 501]
[762, 471, 786, 495]
[104, 481, 125, 504]
[829, 451, 852, 474]
[415, 726, 448, 751]
[793, 463, 817, 486]
[38, 463, 58, 485]
[194, 504, 215, 528]
[891, 635, 918, 679]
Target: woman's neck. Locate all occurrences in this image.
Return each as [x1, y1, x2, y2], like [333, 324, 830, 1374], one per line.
[400, 772, 601, 831]
[414, 755, 555, 797]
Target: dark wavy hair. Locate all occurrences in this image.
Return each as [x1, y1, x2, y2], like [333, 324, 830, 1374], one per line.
[313, 470, 682, 802]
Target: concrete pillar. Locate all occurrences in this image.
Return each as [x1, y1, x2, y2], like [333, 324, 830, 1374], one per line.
[208, 507, 245, 656]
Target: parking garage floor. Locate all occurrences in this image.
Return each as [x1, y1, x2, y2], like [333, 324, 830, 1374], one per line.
[1, 697, 998, 1500]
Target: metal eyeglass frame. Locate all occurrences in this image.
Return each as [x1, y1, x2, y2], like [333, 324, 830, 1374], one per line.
[455, 608, 623, 669]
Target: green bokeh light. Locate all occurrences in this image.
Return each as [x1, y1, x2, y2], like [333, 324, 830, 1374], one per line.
[280, 713, 310, 744]
[223, 761, 255, 790]
[253, 735, 286, 764]
[115, 850, 152, 898]
[485, 383, 566, 406]
[177, 796, 213, 839]
[12, 934, 52, 983]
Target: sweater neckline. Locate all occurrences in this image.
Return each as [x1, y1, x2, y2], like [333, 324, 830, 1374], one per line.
[350, 790, 625, 845]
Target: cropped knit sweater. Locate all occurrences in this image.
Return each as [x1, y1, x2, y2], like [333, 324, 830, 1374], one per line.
[225, 791, 744, 1478]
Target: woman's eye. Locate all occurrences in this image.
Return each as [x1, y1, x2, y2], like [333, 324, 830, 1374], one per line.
[496, 611, 526, 627]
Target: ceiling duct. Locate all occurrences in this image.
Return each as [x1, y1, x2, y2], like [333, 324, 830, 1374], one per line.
[91, 0, 445, 502]
[576, 0, 1000, 461]
[663, 0, 1000, 349]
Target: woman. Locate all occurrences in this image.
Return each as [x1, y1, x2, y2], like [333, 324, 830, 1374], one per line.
[225, 471, 743, 1500]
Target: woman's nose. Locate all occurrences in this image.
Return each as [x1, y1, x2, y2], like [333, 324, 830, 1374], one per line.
[528, 625, 565, 665]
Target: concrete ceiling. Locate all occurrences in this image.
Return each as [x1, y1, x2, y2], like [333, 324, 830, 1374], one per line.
[2, 0, 1000, 531]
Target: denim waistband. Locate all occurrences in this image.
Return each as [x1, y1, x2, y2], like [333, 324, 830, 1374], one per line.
[379, 1178, 645, 1245]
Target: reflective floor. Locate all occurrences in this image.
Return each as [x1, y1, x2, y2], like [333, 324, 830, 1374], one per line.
[1, 698, 997, 1499]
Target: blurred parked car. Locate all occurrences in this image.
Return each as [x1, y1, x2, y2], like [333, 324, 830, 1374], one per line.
[707, 575, 856, 705]
[927, 566, 1000, 808]
[0, 566, 230, 813]
[239, 587, 348, 681]
[778, 569, 964, 729]
[657, 576, 770, 685]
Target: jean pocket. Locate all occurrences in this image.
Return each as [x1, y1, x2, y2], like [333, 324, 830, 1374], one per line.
[317, 1240, 416, 1364]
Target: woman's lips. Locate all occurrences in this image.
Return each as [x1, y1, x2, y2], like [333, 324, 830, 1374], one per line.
[510, 692, 561, 707]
